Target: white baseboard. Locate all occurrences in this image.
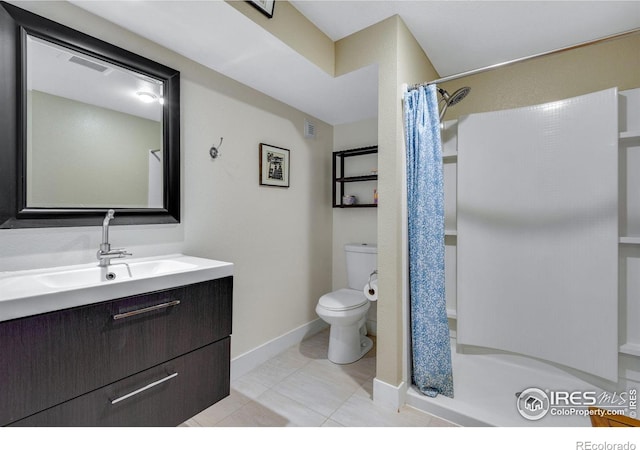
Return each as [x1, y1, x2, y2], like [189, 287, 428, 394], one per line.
[230, 318, 328, 380]
[372, 378, 407, 412]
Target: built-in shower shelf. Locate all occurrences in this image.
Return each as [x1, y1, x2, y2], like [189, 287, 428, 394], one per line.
[619, 236, 640, 244]
[445, 229, 457, 236]
[447, 308, 457, 319]
[620, 343, 640, 357]
[442, 154, 458, 162]
[619, 130, 640, 142]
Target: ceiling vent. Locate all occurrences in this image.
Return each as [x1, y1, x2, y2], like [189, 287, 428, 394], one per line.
[304, 119, 316, 139]
[68, 55, 110, 74]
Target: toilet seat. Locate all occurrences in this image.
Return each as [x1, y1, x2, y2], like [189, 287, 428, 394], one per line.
[318, 288, 368, 312]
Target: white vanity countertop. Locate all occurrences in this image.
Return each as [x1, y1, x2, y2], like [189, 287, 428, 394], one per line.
[0, 254, 233, 322]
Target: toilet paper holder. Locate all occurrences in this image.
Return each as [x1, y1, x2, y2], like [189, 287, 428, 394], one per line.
[367, 270, 378, 295]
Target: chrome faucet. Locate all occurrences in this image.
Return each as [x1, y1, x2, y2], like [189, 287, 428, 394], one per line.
[97, 209, 131, 267]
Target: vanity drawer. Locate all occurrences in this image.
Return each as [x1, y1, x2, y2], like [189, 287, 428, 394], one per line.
[0, 276, 232, 426]
[10, 338, 230, 426]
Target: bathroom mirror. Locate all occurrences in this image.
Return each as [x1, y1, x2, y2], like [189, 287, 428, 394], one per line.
[0, 2, 180, 228]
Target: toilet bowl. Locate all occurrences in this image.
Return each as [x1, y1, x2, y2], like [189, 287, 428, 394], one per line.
[316, 289, 373, 364]
[316, 244, 377, 364]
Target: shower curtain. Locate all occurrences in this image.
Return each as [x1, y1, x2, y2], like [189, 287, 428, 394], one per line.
[403, 84, 453, 398]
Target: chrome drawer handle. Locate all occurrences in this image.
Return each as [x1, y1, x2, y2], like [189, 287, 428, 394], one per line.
[113, 300, 180, 320]
[110, 372, 178, 405]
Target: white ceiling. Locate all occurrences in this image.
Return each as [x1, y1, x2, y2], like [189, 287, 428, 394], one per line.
[292, 1, 640, 77]
[70, 1, 639, 125]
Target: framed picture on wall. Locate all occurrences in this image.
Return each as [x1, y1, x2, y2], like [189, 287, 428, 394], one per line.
[247, 0, 275, 18]
[259, 143, 290, 188]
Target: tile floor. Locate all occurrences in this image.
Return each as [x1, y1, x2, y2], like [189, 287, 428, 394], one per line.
[181, 329, 458, 427]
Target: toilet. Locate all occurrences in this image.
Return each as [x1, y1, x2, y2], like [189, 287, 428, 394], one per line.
[316, 243, 377, 364]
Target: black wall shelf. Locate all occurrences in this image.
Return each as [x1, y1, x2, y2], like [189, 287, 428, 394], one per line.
[332, 146, 378, 208]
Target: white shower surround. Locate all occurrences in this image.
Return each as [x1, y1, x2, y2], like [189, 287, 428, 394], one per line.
[457, 88, 619, 382]
[401, 88, 638, 426]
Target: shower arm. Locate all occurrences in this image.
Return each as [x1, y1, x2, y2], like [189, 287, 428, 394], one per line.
[438, 94, 452, 121]
[439, 101, 450, 121]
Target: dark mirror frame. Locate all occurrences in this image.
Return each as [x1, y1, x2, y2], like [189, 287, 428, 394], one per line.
[0, 2, 180, 228]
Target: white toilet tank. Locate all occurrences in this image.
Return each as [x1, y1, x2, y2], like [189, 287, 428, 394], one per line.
[345, 243, 377, 291]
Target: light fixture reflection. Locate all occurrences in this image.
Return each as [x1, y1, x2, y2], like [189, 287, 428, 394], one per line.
[137, 91, 157, 103]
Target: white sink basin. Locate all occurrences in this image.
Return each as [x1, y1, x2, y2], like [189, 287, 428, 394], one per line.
[36, 259, 199, 288]
[0, 254, 233, 322]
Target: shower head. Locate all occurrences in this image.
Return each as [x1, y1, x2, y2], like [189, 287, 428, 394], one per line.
[438, 86, 471, 120]
[447, 87, 471, 106]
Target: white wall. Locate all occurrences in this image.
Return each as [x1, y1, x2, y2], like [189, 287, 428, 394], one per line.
[1, 2, 334, 360]
[332, 117, 378, 333]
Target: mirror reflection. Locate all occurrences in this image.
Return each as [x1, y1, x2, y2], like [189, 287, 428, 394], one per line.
[26, 34, 164, 209]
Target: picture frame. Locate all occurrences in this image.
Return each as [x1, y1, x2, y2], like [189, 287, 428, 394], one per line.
[247, 0, 275, 19]
[259, 143, 290, 188]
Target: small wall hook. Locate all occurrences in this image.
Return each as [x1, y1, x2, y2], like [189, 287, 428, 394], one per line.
[209, 137, 224, 159]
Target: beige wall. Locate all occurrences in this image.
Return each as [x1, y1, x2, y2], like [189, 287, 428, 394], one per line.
[333, 118, 378, 332]
[336, 16, 439, 387]
[180, 69, 334, 357]
[232, 2, 433, 387]
[332, 118, 378, 292]
[440, 32, 640, 119]
[4, 1, 334, 360]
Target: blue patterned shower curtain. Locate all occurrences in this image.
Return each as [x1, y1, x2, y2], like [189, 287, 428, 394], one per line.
[403, 84, 454, 398]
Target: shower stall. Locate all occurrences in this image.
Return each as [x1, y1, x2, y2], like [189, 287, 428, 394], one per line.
[402, 86, 640, 426]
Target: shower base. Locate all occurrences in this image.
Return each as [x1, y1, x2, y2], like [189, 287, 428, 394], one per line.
[406, 340, 621, 427]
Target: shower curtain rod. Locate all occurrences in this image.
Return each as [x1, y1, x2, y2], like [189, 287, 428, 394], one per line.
[407, 27, 640, 92]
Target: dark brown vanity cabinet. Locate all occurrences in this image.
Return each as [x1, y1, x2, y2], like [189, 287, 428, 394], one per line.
[0, 277, 233, 426]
